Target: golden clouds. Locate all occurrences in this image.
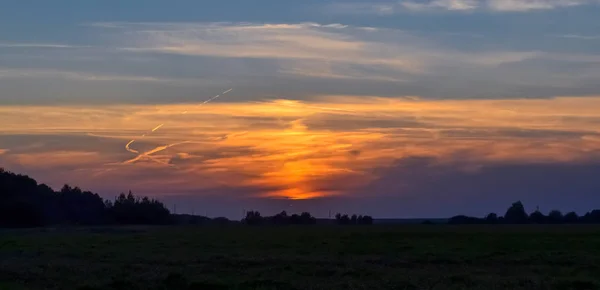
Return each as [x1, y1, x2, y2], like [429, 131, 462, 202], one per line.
[2, 95, 600, 199]
[5, 151, 103, 170]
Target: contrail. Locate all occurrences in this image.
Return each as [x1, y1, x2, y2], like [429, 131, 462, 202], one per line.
[152, 124, 164, 132]
[124, 88, 232, 153]
[120, 88, 233, 168]
[181, 89, 234, 115]
[94, 142, 187, 177]
[123, 141, 191, 165]
[125, 140, 139, 154]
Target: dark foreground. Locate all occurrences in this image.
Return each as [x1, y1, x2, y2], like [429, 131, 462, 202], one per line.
[1, 226, 600, 290]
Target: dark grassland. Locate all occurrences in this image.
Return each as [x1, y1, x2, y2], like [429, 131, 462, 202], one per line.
[1, 226, 600, 290]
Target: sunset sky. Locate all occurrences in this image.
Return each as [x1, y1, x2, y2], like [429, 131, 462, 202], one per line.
[2, 0, 600, 218]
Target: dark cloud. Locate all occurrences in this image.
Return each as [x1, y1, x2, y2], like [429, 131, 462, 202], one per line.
[0, 134, 125, 154]
[227, 116, 295, 130]
[152, 157, 600, 219]
[342, 157, 600, 218]
[304, 116, 429, 131]
[439, 128, 599, 140]
[169, 146, 261, 164]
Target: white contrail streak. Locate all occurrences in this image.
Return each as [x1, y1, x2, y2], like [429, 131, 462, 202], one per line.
[125, 140, 139, 154]
[124, 88, 232, 153]
[205, 95, 220, 103]
[152, 124, 164, 132]
[123, 141, 191, 165]
[119, 88, 233, 169]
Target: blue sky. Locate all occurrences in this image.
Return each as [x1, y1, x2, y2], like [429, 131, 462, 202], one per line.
[2, 0, 600, 104]
[2, 0, 600, 218]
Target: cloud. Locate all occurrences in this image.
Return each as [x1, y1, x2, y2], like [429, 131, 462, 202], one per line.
[3, 95, 600, 200]
[0, 149, 8, 155]
[109, 22, 425, 74]
[276, 60, 409, 82]
[326, 3, 398, 15]
[0, 68, 207, 84]
[554, 34, 600, 40]
[342, 157, 600, 218]
[487, 0, 591, 11]
[5, 151, 105, 170]
[402, 0, 479, 11]
[131, 157, 600, 218]
[4, 21, 583, 102]
[329, 0, 597, 13]
[93, 21, 545, 80]
[0, 43, 90, 49]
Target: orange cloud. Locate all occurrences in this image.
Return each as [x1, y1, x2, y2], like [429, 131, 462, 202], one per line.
[6, 151, 104, 170]
[2, 95, 600, 199]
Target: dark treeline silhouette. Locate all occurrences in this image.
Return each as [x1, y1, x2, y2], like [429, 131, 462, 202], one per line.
[105, 191, 171, 225]
[335, 213, 374, 225]
[0, 168, 171, 228]
[6, 168, 600, 228]
[449, 201, 600, 224]
[171, 214, 234, 225]
[1, 169, 372, 228]
[242, 211, 318, 225]
[240, 211, 375, 226]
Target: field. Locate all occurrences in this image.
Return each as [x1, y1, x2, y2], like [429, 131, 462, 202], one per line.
[1, 225, 600, 290]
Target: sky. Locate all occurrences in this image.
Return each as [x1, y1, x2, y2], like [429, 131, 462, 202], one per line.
[2, 0, 600, 219]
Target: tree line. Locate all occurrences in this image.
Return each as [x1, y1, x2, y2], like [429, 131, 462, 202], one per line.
[448, 201, 600, 224]
[334, 213, 374, 225]
[241, 211, 374, 225]
[0, 168, 171, 228]
[6, 168, 600, 228]
[243, 211, 317, 225]
[2, 169, 374, 228]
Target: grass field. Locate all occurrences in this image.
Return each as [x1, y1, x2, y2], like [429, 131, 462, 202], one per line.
[1, 225, 600, 290]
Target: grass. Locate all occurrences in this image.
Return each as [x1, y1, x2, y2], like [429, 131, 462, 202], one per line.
[1, 225, 600, 289]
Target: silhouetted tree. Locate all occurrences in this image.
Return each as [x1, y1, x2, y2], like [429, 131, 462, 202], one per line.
[289, 213, 301, 224]
[0, 169, 170, 227]
[582, 210, 600, 224]
[271, 211, 289, 225]
[335, 214, 351, 225]
[334, 213, 372, 225]
[299, 212, 317, 225]
[485, 213, 498, 224]
[504, 201, 529, 224]
[107, 191, 171, 225]
[243, 211, 263, 225]
[529, 210, 547, 224]
[243, 211, 316, 225]
[547, 210, 564, 224]
[449, 215, 484, 224]
[211, 217, 232, 225]
[359, 215, 374, 225]
[564, 211, 580, 224]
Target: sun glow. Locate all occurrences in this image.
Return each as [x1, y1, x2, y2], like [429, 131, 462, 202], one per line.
[2, 95, 600, 199]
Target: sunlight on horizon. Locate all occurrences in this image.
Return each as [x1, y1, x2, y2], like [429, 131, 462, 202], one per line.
[2, 95, 600, 199]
